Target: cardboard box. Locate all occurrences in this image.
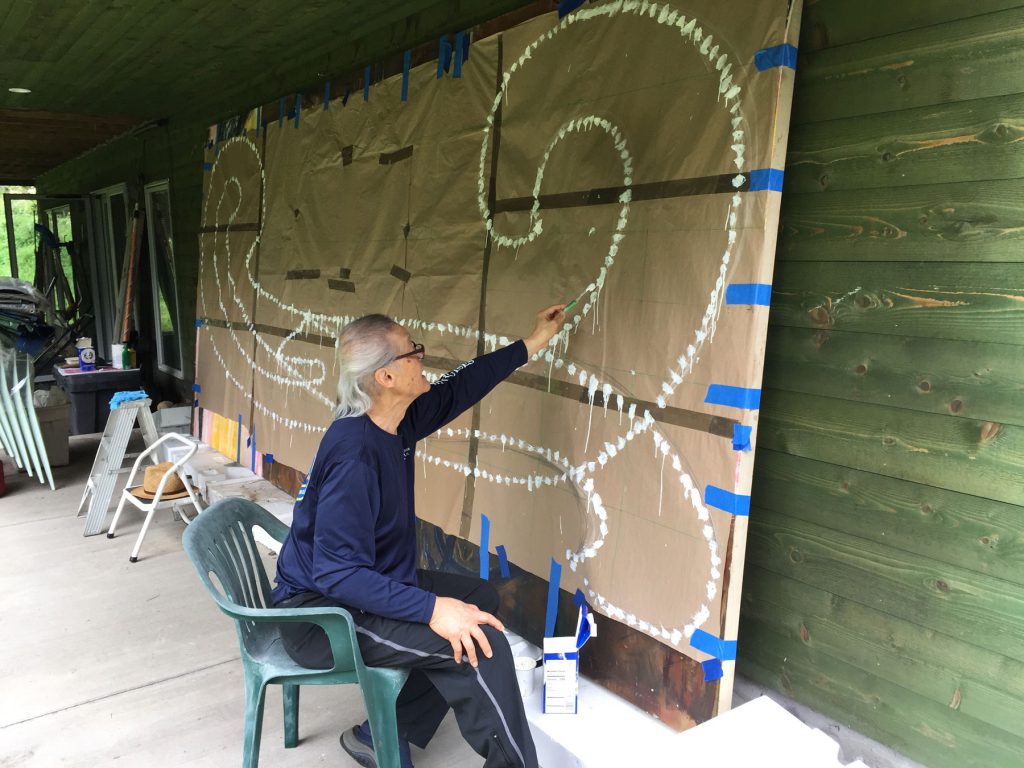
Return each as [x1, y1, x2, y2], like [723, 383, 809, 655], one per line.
[543, 636, 580, 714]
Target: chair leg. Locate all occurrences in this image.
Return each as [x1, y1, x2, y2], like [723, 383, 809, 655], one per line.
[106, 493, 129, 539]
[362, 669, 407, 768]
[282, 684, 300, 748]
[128, 503, 159, 563]
[177, 482, 204, 524]
[242, 669, 269, 768]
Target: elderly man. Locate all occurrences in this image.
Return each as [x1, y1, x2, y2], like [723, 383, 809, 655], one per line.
[272, 305, 565, 768]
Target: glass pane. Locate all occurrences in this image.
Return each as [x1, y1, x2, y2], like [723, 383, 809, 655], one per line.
[148, 188, 180, 371]
[51, 207, 75, 307]
[0, 186, 36, 280]
[0, 197, 39, 283]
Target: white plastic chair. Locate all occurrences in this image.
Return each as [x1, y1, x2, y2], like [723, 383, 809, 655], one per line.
[106, 432, 204, 562]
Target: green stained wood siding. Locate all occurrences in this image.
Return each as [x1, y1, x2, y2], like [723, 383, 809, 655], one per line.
[741, 3, 1024, 766]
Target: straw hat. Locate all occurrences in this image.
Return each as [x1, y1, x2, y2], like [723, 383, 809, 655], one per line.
[130, 462, 192, 500]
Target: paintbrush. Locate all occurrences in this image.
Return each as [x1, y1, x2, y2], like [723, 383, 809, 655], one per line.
[563, 282, 596, 314]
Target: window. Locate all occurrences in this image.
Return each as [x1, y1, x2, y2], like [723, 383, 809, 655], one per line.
[46, 204, 76, 313]
[144, 181, 183, 377]
[1, 186, 38, 281]
[94, 184, 128, 303]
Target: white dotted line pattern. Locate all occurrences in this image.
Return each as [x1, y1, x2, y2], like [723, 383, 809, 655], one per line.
[198, 0, 747, 648]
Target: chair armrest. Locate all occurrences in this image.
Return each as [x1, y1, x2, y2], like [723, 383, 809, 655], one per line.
[221, 603, 365, 675]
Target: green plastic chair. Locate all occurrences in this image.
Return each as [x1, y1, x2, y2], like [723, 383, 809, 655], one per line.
[182, 497, 409, 768]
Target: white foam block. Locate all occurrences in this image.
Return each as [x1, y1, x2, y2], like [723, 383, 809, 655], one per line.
[523, 685, 861, 768]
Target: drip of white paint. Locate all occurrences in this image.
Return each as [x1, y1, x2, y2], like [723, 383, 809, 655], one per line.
[585, 374, 599, 452]
[616, 394, 625, 424]
[602, 383, 612, 417]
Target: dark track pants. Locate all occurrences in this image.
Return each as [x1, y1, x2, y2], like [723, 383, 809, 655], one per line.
[277, 571, 538, 768]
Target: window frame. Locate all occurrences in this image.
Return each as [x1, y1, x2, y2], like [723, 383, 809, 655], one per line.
[143, 180, 184, 378]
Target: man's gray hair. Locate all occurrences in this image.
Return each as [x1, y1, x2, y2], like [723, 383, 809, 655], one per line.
[333, 314, 401, 419]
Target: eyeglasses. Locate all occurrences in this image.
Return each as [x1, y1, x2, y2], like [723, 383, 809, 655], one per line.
[390, 342, 425, 363]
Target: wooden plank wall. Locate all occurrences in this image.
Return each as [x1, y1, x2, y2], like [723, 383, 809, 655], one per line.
[738, 2, 1024, 766]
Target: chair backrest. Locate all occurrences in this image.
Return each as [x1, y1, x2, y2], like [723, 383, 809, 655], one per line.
[182, 498, 291, 651]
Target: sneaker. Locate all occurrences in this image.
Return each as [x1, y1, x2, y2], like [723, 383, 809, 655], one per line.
[340, 721, 414, 768]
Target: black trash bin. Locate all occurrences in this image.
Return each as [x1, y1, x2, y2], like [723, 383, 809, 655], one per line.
[52, 365, 144, 435]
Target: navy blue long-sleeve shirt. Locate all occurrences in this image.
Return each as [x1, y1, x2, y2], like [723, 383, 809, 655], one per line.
[272, 340, 528, 623]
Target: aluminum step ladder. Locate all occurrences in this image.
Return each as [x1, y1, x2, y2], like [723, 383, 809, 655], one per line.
[77, 398, 160, 536]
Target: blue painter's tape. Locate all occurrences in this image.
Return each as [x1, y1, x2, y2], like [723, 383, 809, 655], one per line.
[496, 545, 510, 578]
[236, 415, 242, 464]
[202, 162, 214, 172]
[265, 453, 274, 464]
[545, 558, 561, 637]
[705, 384, 761, 410]
[192, 398, 198, 408]
[754, 43, 798, 71]
[573, 589, 592, 648]
[748, 168, 785, 192]
[195, 318, 203, 327]
[192, 383, 201, 393]
[401, 50, 411, 102]
[250, 428, 256, 472]
[437, 35, 453, 78]
[294, 94, 301, 128]
[732, 424, 753, 452]
[705, 485, 752, 517]
[324, 81, 331, 110]
[558, 0, 586, 18]
[453, 31, 467, 78]
[479, 513, 490, 580]
[363, 65, 371, 101]
[690, 629, 738, 661]
[726, 283, 772, 306]
[702, 658, 724, 682]
[278, 97, 285, 128]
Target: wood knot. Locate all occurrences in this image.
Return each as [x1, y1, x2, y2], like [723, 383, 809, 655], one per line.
[881, 435, 896, 447]
[293, 208, 301, 219]
[807, 307, 830, 326]
[979, 534, 999, 549]
[917, 380, 931, 392]
[882, 226, 898, 238]
[918, 215, 929, 225]
[980, 421, 1003, 443]
[854, 363, 867, 375]
[813, 330, 830, 348]
[855, 293, 872, 308]
[896, 74, 908, 88]
[789, 547, 804, 564]
[840, 481, 850, 492]
[935, 579, 950, 593]
[949, 687, 962, 710]
[920, 503, 933, 516]
[818, 173, 832, 190]
[995, 123, 1008, 138]
[881, 151, 894, 163]
[949, 399, 963, 414]
[810, 23, 829, 49]
[799, 623, 810, 643]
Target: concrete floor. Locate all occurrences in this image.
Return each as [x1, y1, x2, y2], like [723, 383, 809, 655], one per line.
[0, 435, 480, 768]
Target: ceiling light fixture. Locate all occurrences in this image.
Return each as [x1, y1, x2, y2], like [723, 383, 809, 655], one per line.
[8, 87, 31, 94]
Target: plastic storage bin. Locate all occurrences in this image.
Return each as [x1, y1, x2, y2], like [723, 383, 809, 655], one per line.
[52, 366, 143, 435]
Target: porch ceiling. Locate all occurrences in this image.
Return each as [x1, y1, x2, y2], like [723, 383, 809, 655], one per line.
[0, 0, 535, 183]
